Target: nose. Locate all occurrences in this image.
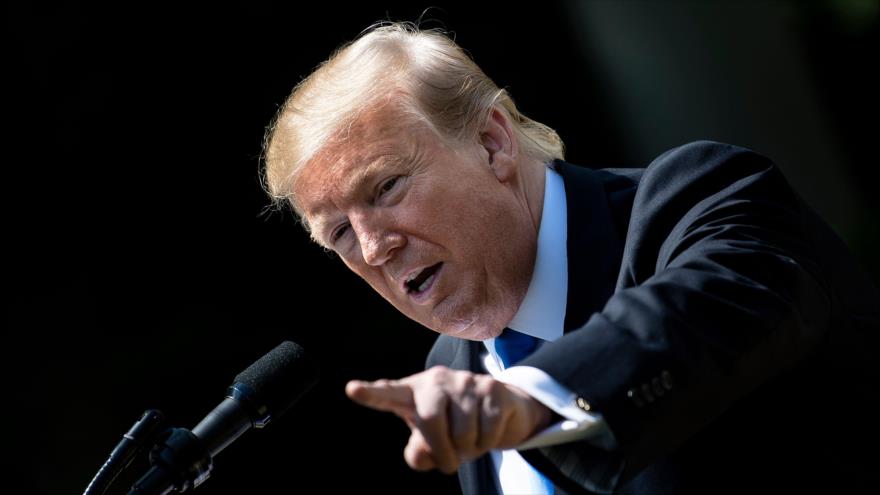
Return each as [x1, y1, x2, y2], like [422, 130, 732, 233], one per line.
[351, 213, 405, 266]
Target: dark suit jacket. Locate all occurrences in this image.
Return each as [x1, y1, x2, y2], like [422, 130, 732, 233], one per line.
[426, 141, 880, 494]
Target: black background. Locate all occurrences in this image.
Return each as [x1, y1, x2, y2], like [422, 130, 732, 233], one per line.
[7, 2, 878, 494]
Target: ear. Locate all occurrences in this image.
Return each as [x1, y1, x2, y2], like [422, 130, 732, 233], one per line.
[480, 107, 518, 182]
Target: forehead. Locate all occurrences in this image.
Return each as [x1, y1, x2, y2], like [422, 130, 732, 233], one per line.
[292, 105, 433, 225]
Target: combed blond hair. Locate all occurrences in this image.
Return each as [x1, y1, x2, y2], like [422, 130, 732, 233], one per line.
[261, 21, 565, 213]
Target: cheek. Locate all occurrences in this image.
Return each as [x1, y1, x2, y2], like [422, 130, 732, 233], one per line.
[416, 184, 491, 237]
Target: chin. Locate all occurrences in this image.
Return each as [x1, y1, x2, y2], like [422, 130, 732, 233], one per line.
[438, 317, 504, 341]
[422, 295, 513, 341]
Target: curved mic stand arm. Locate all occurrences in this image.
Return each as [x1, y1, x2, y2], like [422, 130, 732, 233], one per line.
[83, 409, 166, 495]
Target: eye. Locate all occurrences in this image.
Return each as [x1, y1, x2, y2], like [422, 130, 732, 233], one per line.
[378, 176, 400, 196]
[331, 223, 350, 243]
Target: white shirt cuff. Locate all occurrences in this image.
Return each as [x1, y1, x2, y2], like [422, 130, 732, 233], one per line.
[496, 365, 618, 451]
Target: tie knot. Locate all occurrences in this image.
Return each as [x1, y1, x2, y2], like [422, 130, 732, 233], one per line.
[495, 328, 541, 368]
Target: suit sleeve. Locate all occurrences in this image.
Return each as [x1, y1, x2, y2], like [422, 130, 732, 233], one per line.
[518, 141, 832, 493]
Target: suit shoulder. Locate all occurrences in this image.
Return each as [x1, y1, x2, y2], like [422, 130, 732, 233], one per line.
[647, 140, 774, 178]
[637, 140, 785, 203]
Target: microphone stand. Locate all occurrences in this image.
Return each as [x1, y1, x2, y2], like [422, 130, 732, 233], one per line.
[84, 410, 215, 495]
[84, 341, 316, 494]
[83, 409, 165, 495]
[126, 427, 214, 495]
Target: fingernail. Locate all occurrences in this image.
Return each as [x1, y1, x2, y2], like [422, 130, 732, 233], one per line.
[345, 380, 362, 396]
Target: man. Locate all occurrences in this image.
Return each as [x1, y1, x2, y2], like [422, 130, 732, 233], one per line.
[262, 23, 879, 494]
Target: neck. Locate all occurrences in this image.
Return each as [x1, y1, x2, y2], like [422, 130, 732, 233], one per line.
[519, 158, 547, 232]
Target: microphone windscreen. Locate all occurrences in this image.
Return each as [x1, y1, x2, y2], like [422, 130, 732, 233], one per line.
[233, 341, 318, 420]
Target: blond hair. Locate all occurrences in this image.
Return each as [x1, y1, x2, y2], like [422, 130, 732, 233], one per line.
[261, 21, 565, 213]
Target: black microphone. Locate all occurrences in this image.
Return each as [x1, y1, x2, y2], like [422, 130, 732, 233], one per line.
[128, 341, 318, 495]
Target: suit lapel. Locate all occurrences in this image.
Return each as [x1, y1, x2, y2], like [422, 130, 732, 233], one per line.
[553, 160, 640, 332]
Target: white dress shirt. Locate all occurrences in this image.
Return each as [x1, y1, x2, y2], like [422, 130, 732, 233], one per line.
[481, 166, 614, 494]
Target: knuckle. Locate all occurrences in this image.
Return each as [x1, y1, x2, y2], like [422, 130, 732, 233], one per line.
[473, 375, 495, 395]
[458, 371, 477, 390]
[481, 389, 500, 412]
[427, 365, 450, 384]
[487, 377, 505, 395]
[484, 381, 507, 406]
[428, 365, 449, 376]
[480, 397, 504, 433]
[477, 376, 499, 394]
[416, 409, 441, 425]
[456, 394, 476, 413]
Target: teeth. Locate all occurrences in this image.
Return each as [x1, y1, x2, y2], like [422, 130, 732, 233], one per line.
[417, 274, 435, 293]
[407, 271, 418, 283]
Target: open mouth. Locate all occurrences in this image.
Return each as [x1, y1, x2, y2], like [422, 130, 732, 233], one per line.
[405, 262, 443, 296]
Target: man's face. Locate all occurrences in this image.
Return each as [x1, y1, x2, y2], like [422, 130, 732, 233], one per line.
[293, 104, 537, 340]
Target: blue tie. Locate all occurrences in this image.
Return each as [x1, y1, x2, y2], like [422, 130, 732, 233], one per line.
[495, 328, 542, 368]
[493, 328, 555, 494]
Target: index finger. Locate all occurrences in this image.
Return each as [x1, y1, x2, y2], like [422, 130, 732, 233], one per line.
[346, 379, 416, 419]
